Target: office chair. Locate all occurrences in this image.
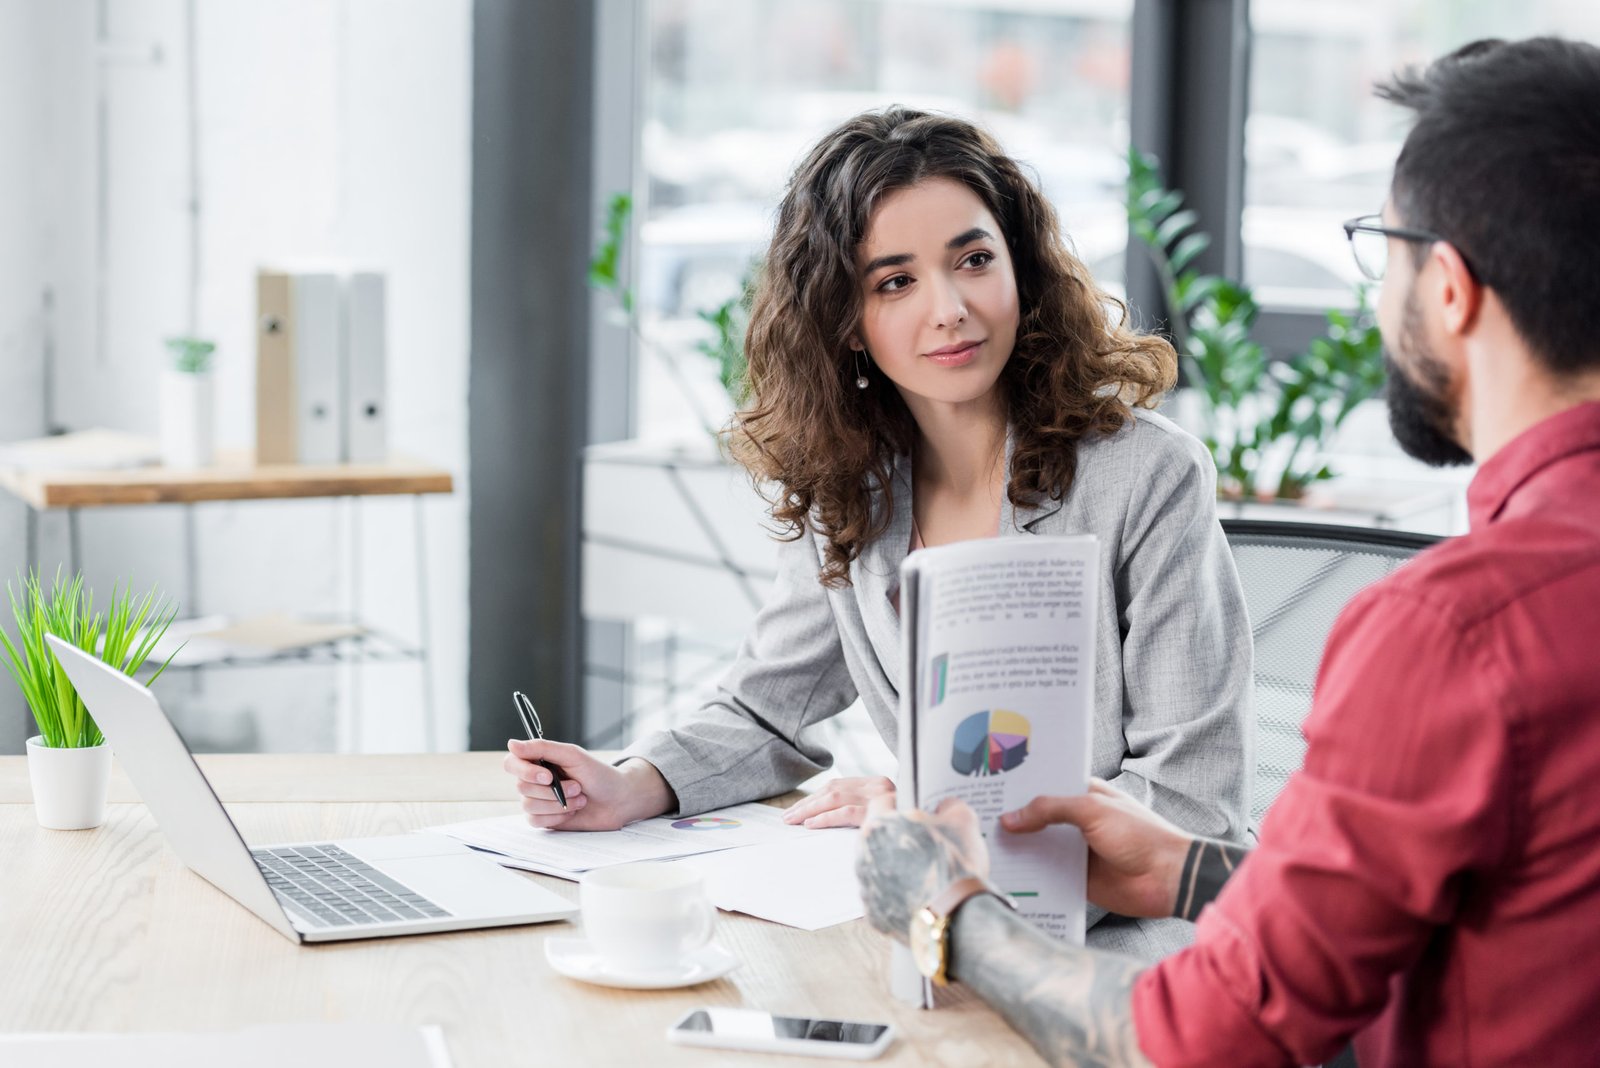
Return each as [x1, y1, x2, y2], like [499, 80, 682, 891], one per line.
[1221, 519, 1443, 826]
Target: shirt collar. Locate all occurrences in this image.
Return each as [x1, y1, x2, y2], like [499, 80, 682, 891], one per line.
[1467, 400, 1600, 527]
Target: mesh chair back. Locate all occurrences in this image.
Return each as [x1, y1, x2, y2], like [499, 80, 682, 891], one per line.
[1222, 520, 1442, 827]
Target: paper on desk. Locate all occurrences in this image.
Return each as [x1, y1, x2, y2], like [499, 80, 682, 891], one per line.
[428, 801, 809, 877]
[0, 1023, 452, 1068]
[680, 829, 864, 930]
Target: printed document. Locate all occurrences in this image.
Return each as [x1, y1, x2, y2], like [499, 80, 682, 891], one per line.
[894, 535, 1098, 1006]
[428, 801, 809, 878]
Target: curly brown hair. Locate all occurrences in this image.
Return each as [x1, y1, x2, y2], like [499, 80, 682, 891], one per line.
[728, 107, 1176, 586]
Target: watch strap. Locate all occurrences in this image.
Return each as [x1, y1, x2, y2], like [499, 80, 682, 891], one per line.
[919, 875, 1016, 986]
[925, 875, 998, 922]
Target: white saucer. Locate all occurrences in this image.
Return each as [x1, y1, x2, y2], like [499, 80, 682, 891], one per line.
[544, 937, 740, 990]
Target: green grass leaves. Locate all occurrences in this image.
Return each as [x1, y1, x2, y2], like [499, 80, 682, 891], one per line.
[0, 572, 181, 748]
[165, 336, 216, 375]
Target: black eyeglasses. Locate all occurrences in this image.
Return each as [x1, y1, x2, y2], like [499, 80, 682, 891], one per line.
[1342, 214, 1450, 281]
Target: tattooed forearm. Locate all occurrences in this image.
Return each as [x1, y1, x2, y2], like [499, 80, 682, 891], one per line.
[1172, 838, 1249, 921]
[856, 805, 1149, 1065]
[950, 896, 1152, 1068]
[857, 816, 983, 936]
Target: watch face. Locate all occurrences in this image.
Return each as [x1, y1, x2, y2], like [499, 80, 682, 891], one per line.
[909, 907, 942, 979]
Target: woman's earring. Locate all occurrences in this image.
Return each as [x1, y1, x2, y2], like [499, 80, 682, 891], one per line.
[853, 348, 870, 390]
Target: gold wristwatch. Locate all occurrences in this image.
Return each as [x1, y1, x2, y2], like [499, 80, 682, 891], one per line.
[909, 876, 1016, 985]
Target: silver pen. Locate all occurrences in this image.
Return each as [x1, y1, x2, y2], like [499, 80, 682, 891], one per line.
[512, 690, 567, 809]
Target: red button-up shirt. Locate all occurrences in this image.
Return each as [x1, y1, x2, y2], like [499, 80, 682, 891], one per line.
[1134, 401, 1600, 1067]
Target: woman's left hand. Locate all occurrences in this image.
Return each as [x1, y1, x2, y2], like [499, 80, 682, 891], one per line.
[782, 775, 896, 828]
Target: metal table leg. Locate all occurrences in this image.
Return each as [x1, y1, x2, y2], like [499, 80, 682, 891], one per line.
[348, 496, 364, 753]
[183, 504, 204, 695]
[414, 494, 437, 752]
[67, 508, 80, 577]
[183, 504, 200, 615]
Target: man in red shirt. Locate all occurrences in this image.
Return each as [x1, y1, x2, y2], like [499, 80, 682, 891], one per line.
[856, 36, 1600, 1067]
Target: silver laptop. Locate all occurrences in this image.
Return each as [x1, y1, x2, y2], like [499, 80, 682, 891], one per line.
[47, 634, 576, 943]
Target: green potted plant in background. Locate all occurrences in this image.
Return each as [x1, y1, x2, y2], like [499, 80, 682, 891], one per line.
[161, 335, 217, 469]
[1, 572, 180, 829]
[589, 194, 754, 436]
[1126, 149, 1387, 501]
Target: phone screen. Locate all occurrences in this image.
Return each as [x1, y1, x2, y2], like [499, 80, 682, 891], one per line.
[673, 1008, 890, 1046]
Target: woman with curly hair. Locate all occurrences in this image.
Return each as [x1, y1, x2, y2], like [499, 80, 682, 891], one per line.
[506, 107, 1252, 959]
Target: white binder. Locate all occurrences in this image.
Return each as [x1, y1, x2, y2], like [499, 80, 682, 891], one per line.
[344, 273, 388, 463]
[291, 272, 343, 465]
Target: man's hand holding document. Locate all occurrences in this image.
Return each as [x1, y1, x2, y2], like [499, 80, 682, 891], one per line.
[892, 535, 1098, 1006]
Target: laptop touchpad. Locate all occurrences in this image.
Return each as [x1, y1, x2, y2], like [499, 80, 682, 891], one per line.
[380, 853, 572, 915]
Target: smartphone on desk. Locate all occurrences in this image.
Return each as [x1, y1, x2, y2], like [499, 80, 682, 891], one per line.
[667, 1007, 894, 1060]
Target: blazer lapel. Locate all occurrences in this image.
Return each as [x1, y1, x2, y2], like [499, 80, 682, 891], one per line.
[1004, 493, 1064, 535]
[852, 452, 913, 694]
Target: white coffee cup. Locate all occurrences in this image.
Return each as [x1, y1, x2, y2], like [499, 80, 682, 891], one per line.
[580, 862, 716, 974]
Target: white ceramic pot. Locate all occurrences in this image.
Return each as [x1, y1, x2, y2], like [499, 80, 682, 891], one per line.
[159, 369, 215, 469]
[25, 736, 113, 830]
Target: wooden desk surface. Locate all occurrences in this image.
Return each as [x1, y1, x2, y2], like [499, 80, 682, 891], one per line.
[0, 454, 453, 509]
[0, 753, 1040, 1066]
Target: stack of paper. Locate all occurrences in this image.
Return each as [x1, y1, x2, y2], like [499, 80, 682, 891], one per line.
[428, 802, 865, 930]
[0, 428, 160, 471]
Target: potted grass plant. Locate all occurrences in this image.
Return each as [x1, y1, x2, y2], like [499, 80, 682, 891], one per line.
[0, 572, 180, 829]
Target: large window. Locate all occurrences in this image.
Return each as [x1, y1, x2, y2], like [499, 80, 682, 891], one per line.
[587, 2, 1600, 749]
[1245, 0, 1600, 308]
[584, 0, 1133, 753]
[634, 0, 1134, 441]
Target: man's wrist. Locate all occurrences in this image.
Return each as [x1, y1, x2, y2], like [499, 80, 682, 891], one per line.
[948, 891, 1152, 1067]
[947, 891, 1018, 985]
[1171, 837, 1248, 921]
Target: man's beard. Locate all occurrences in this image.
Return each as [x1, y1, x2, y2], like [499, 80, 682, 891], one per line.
[1383, 292, 1473, 467]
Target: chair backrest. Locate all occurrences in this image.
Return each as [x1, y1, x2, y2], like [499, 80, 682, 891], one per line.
[1221, 519, 1442, 827]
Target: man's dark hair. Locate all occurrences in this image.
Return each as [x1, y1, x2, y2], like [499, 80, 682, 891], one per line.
[1378, 36, 1600, 375]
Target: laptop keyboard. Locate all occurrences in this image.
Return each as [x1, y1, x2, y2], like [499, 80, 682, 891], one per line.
[252, 844, 453, 928]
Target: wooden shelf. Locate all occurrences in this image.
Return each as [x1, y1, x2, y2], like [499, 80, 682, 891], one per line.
[0, 451, 453, 510]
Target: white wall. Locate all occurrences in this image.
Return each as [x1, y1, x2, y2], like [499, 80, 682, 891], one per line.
[0, 0, 472, 754]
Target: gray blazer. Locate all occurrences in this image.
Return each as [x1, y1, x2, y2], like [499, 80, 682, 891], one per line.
[623, 409, 1254, 961]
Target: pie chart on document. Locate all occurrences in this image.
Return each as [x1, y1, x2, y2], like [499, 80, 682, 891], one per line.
[951, 709, 1031, 776]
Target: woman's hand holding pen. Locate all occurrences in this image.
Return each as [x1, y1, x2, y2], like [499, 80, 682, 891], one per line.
[782, 775, 896, 828]
[504, 739, 675, 831]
